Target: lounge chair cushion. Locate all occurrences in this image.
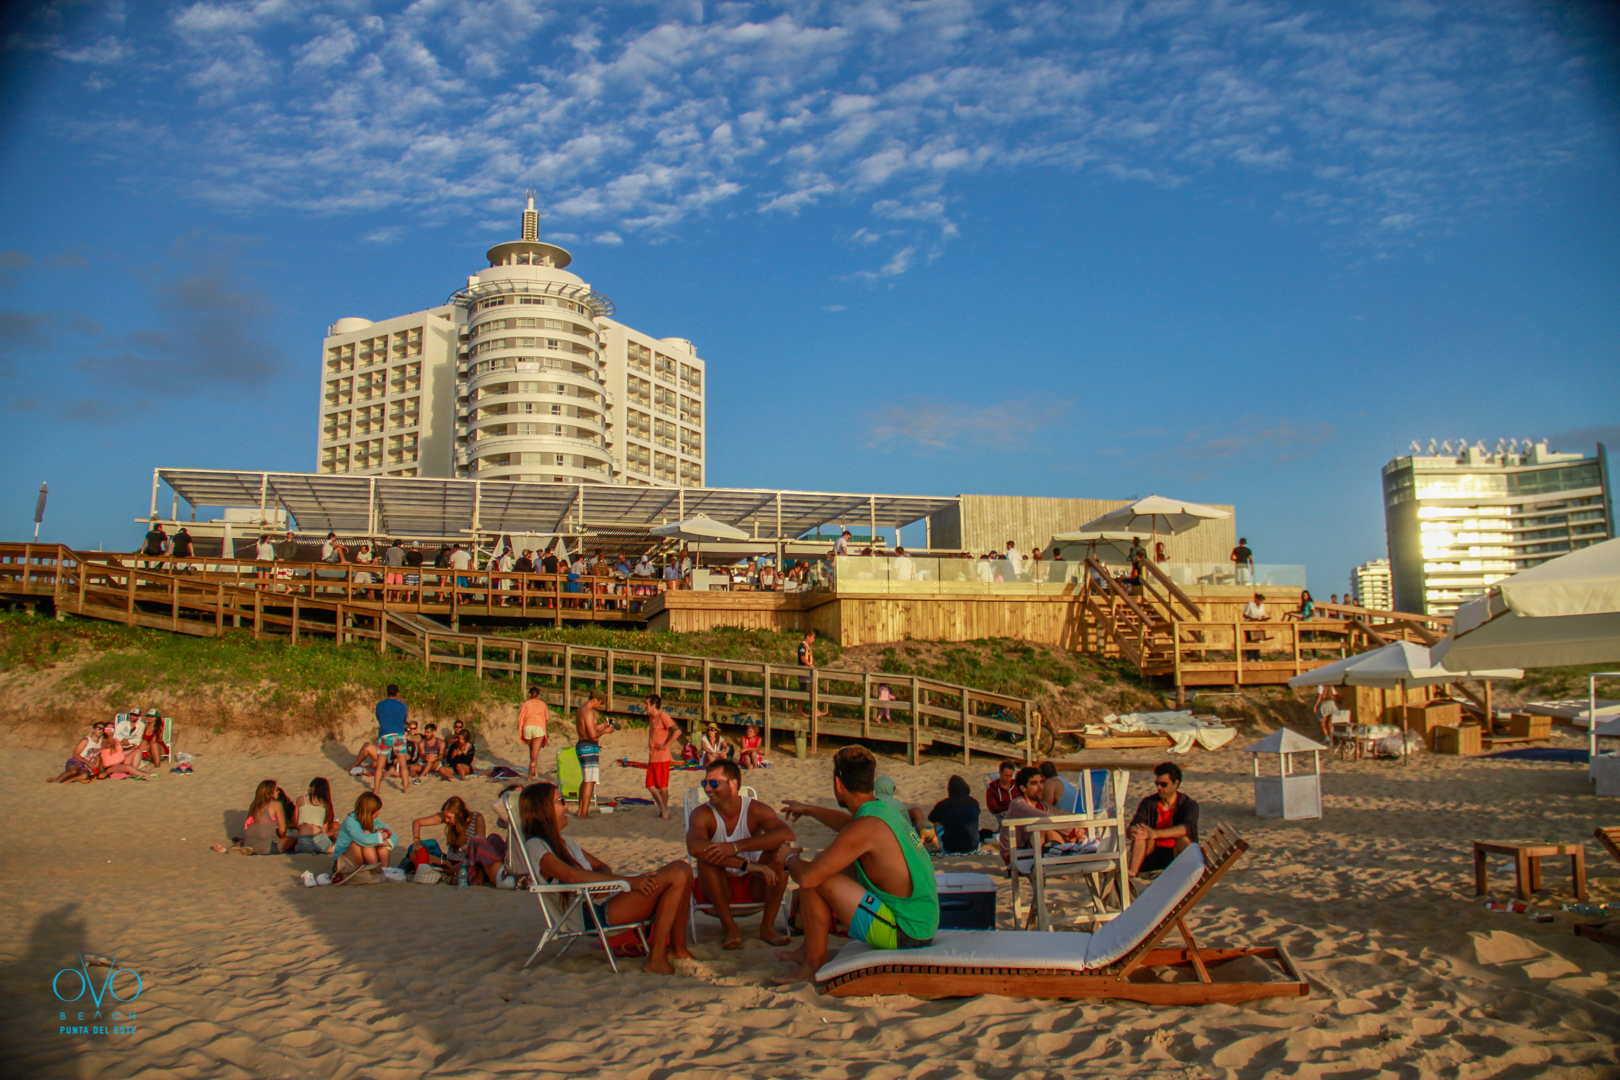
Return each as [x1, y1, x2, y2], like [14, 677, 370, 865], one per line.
[816, 843, 1209, 982]
[1082, 843, 1206, 968]
[816, 929, 1096, 982]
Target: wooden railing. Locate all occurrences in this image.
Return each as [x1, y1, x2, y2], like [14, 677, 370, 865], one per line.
[0, 543, 1040, 765]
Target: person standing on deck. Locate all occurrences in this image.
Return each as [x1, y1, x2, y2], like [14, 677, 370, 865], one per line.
[1231, 538, 1254, 586]
[1004, 540, 1024, 580]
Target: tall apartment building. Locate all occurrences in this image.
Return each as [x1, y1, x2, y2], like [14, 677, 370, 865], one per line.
[318, 195, 704, 487]
[1349, 558, 1391, 610]
[1382, 440, 1612, 616]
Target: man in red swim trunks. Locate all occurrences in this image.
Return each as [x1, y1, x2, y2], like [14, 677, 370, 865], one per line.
[643, 693, 681, 820]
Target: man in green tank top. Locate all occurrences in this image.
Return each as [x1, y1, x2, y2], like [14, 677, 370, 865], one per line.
[773, 746, 939, 985]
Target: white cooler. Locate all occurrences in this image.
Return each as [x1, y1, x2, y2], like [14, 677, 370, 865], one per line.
[936, 872, 997, 930]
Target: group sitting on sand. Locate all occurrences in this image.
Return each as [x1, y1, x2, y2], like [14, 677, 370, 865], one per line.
[348, 686, 479, 793]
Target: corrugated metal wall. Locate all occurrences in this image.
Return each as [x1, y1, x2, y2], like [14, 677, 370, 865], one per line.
[929, 495, 1237, 562]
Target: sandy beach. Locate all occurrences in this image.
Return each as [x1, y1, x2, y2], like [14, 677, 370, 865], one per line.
[2, 723, 1617, 1080]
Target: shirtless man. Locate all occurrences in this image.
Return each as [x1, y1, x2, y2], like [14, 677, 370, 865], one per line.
[574, 688, 613, 818]
[685, 759, 796, 949]
[775, 746, 938, 985]
[517, 685, 550, 781]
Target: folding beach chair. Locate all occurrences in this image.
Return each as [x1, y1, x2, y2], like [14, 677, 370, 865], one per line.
[500, 790, 651, 974]
[681, 785, 793, 944]
[556, 747, 597, 811]
[815, 824, 1308, 1004]
[1003, 769, 1132, 931]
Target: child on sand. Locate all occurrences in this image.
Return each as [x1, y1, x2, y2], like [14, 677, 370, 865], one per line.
[333, 792, 394, 882]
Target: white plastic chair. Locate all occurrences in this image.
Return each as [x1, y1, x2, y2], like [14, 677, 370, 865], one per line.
[1003, 769, 1132, 931]
[501, 791, 652, 973]
[681, 785, 791, 944]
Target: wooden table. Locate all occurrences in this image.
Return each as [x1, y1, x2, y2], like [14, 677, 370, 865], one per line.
[1472, 840, 1587, 901]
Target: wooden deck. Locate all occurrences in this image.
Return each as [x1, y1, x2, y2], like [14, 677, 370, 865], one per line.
[0, 543, 1041, 764]
[2, 540, 1451, 694]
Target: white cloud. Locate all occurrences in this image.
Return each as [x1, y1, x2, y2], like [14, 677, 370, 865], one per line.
[30, 0, 1611, 254]
[867, 397, 1073, 452]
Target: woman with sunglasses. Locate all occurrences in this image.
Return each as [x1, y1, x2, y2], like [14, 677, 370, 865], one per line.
[516, 782, 697, 975]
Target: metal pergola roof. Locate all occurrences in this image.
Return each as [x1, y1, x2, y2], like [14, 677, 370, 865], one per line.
[152, 468, 959, 543]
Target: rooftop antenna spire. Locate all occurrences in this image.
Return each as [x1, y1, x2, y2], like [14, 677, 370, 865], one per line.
[521, 189, 539, 242]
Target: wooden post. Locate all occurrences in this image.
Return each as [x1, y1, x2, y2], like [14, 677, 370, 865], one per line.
[378, 611, 388, 656]
[335, 602, 343, 645]
[909, 675, 920, 766]
[78, 562, 87, 613]
[253, 591, 262, 640]
[125, 570, 136, 625]
[605, 649, 615, 710]
[762, 662, 772, 749]
[863, 672, 873, 738]
[1025, 707, 1036, 764]
[1233, 620, 1242, 687]
[291, 597, 300, 643]
[564, 645, 573, 708]
[422, 630, 431, 670]
[171, 576, 180, 630]
[960, 690, 970, 764]
[809, 671, 820, 755]
[520, 641, 530, 691]
[476, 638, 484, 679]
[215, 584, 224, 637]
[702, 659, 712, 729]
[654, 656, 663, 699]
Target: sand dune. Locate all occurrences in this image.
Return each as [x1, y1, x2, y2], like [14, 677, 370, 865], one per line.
[1, 724, 1616, 1079]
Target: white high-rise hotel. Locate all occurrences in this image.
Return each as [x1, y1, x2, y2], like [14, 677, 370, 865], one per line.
[318, 196, 704, 488]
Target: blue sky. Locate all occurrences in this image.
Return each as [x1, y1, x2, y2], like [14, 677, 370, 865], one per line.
[1, 0, 1616, 594]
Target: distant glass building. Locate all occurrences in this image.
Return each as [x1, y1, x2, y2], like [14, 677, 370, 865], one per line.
[1382, 440, 1612, 616]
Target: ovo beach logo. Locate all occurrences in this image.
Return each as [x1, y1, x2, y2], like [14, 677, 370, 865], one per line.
[54, 954, 142, 1036]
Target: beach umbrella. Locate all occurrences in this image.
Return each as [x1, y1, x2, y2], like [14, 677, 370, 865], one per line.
[1076, 495, 1231, 565]
[1077, 495, 1231, 537]
[1289, 641, 1522, 763]
[651, 515, 751, 568]
[1048, 529, 1137, 564]
[1432, 538, 1620, 672]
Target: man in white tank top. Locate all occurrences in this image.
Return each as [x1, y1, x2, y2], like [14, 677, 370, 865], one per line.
[685, 759, 796, 950]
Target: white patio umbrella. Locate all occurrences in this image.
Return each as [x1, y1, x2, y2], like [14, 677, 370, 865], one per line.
[1289, 641, 1522, 762]
[1048, 529, 1137, 563]
[1078, 495, 1231, 537]
[651, 515, 751, 567]
[1432, 537, 1620, 672]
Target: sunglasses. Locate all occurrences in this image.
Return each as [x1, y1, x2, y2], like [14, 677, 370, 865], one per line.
[701, 779, 725, 790]
[1155, 780, 1173, 788]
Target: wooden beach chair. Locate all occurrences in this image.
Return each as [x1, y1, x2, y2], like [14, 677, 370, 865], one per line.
[815, 824, 1309, 1004]
[681, 785, 792, 944]
[501, 790, 652, 974]
[1575, 827, 1620, 949]
[1003, 769, 1132, 931]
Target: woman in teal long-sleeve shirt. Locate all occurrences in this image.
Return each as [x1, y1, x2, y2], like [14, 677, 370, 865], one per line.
[333, 791, 393, 882]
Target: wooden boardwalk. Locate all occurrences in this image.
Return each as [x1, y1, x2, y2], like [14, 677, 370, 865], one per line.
[0, 543, 1041, 764]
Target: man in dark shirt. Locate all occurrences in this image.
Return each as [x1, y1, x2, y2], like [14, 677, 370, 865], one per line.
[141, 523, 167, 558]
[1127, 762, 1199, 877]
[1231, 538, 1254, 585]
[171, 527, 193, 559]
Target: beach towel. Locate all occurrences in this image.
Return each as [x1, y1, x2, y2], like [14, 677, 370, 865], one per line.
[1096, 712, 1237, 753]
[1483, 747, 1589, 763]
